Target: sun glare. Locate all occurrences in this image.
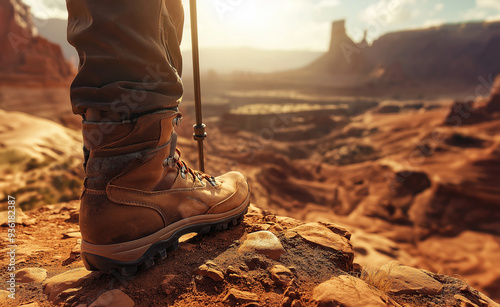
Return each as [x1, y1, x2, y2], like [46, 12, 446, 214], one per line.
[224, 2, 275, 31]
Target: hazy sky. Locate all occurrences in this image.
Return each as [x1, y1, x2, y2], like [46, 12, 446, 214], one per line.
[23, 0, 500, 51]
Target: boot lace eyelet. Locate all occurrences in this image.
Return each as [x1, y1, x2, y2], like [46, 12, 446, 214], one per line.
[197, 174, 205, 186]
[208, 177, 218, 187]
[172, 116, 182, 126]
[163, 157, 175, 168]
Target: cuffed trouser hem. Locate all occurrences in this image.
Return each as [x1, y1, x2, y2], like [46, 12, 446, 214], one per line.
[66, 0, 184, 116]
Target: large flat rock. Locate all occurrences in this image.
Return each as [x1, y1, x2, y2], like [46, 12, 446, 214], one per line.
[16, 268, 47, 283]
[313, 275, 389, 307]
[289, 223, 354, 266]
[42, 268, 92, 301]
[380, 261, 443, 296]
[89, 289, 135, 307]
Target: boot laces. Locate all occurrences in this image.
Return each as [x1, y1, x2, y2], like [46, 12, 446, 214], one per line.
[175, 148, 217, 186]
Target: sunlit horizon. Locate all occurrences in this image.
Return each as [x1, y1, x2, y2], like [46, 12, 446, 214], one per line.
[22, 0, 500, 52]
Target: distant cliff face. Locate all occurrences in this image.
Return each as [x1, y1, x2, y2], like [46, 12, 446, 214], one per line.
[487, 75, 500, 113]
[0, 0, 74, 86]
[368, 21, 500, 82]
[305, 19, 500, 84]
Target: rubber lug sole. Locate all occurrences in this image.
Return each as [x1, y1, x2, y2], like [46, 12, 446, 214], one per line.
[81, 208, 247, 276]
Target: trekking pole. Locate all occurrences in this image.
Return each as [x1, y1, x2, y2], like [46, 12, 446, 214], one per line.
[189, 0, 207, 172]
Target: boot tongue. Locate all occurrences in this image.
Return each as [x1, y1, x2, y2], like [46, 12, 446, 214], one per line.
[162, 131, 181, 168]
[169, 131, 178, 158]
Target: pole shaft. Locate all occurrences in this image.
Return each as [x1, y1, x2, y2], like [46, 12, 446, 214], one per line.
[197, 139, 204, 173]
[189, 0, 206, 172]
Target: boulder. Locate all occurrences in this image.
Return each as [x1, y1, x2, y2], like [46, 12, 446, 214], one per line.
[289, 223, 353, 267]
[224, 288, 259, 304]
[270, 265, 294, 287]
[42, 268, 91, 301]
[89, 289, 134, 307]
[161, 275, 178, 295]
[318, 222, 351, 240]
[16, 268, 47, 283]
[351, 230, 407, 269]
[0, 207, 36, 226]
[194, 261, 224, 282]
[380, 261, 443, 296]
[238, 231, 285, 260]
[313, 275, 388, 307]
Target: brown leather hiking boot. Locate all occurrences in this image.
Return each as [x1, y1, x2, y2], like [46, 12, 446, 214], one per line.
[79, 109, 250, 275]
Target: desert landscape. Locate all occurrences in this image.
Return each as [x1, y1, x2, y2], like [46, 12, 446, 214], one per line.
[1, 0, 500, 306]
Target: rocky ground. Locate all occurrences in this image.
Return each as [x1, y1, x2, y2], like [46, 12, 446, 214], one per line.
[1, 80, 500, 302]
[1, 203, 499, 307]
[0, 108, 83, 211]
[1, 79, 500, 304]
[1, 1, 500, 304]
[198, 76, 500, 301]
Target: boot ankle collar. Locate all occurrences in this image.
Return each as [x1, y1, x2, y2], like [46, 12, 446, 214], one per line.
[82, 110, 181, 151]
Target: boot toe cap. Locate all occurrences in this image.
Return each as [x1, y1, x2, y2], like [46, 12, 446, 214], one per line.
[207, 172, 250, 214]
